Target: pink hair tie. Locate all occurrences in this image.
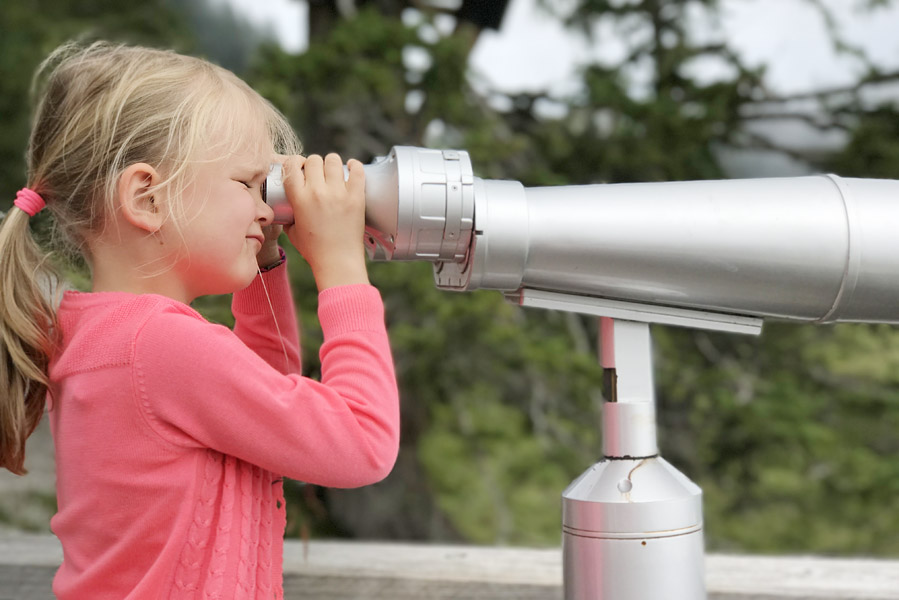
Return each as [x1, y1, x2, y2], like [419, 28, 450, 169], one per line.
[14, 188, 46, 217]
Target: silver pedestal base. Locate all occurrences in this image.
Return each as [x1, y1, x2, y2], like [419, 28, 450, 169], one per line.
[562, 456, 706, 600]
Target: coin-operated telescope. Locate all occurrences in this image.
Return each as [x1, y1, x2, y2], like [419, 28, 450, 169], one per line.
[265, 147, 899, 600]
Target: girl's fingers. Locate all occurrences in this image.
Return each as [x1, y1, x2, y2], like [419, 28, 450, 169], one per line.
[261, 223, 283, 243]
[323, 153, 344, 186]
[303, 154, 325, 188]
[282, 155, 307, 189]
[346, 159, 365, 197]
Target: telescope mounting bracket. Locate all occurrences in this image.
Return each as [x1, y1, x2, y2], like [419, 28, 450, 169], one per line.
[505, 288, 763, 336]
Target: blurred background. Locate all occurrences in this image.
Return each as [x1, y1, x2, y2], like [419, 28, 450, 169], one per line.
[1, 0, 898, 557]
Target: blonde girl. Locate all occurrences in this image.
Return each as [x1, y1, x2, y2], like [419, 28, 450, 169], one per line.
[0, 41, 399, 598]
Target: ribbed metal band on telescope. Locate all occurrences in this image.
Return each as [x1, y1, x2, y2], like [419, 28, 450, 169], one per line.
[393, 146, 475, 262]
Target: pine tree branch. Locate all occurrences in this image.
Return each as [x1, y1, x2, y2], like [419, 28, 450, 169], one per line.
[740, 111, 853, 133]
[727, 131, 821, 166]
[759, 70, 899, 103]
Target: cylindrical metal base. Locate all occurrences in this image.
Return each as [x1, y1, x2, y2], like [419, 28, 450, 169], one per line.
[562, 456, 705, 599]
[563, 529, 705, 599]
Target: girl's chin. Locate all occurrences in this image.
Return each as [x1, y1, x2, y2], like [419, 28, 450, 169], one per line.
[242, 259, 263, 285]
[198, 266, 259, 296]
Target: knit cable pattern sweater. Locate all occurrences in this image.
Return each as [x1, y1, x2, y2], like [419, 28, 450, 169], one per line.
[47, 261, 399, 599]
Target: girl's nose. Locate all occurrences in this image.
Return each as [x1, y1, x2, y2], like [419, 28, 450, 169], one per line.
[256, 194, 275, 225]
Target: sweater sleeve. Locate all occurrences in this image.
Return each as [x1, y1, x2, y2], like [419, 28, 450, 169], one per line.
[133, 284, 399, 488]
[231, 258, 302, 375]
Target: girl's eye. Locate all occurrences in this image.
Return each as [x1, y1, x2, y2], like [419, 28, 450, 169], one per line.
[239, 181, 251, 189]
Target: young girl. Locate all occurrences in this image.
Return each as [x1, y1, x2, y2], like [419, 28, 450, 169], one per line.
[0, 41, 399, 598]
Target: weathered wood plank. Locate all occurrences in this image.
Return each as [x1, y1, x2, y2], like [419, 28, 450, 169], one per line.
[282, 541, 562, 599]
[283, 575, 561, 599]
[1, 534, 897, 599]
[0, 565, 56, 600]
[705, 554, 899, 600]
[282, 540, 561, 585]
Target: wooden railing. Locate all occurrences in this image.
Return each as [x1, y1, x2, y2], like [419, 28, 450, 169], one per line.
[2, 533, 897, 599]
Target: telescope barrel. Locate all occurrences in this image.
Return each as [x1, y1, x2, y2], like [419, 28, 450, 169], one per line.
[265, 147, 899, 324]
[460, 175, 899, 324]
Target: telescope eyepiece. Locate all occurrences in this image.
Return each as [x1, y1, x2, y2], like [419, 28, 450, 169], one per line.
[262, 163, 293, 225]
[262, 147, 477, 266]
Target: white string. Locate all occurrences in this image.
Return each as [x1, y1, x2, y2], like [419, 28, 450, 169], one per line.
[257, 265, 291, 373]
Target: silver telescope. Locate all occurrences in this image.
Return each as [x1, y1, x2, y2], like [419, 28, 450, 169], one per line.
[264, 147, 899, 600]
[266, 146, 899, 325]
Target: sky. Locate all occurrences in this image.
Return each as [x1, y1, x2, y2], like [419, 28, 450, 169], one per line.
[218, 0, 899, 96]
[475, 0, 899, 96]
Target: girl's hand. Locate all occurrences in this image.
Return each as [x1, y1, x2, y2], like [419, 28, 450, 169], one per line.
[281, 153, 369, 291]
[256, 223, 283, 269]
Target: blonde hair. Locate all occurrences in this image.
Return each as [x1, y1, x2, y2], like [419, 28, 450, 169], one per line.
[0, 41, 301, 474]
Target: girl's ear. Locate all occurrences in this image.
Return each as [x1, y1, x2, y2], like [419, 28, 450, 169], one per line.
[117, 163, 164, 233]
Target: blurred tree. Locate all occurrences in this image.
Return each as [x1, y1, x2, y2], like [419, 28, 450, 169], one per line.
[0, 0, 196, 207]
[163, 0, 274, 73]
[0, 0, 274, 208]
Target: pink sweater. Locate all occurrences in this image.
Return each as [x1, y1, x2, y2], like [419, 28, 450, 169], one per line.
[47, 261, 399, 599]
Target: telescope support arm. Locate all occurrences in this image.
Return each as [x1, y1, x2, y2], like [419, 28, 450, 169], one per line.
[599, 318, 659, 458]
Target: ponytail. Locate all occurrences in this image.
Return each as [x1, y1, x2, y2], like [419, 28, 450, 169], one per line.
[0, 204, 59, 475]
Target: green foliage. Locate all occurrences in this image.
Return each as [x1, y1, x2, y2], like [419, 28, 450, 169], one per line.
[250, 9, 421, 157]
[419, 388, 571, 545]
[655, 323, 899, 555]
[0, 0, 195, 210]
[826, 106, 899, 179]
